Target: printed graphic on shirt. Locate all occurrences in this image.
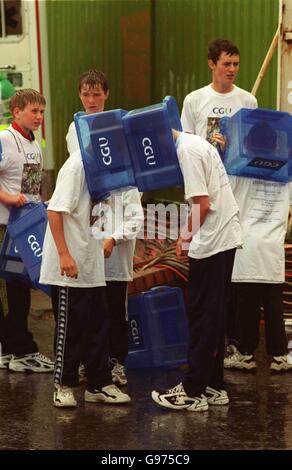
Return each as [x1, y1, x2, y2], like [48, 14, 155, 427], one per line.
[21, 163, 42, 195]
[206, 117, 221, 146]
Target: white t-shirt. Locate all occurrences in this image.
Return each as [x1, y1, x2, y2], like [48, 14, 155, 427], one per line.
[39, 150, 105, 288]
[66, 121, 79, 155]
[66, 120, 144, 281]
[181, 84, 257, 143]
[229, 176, 292, 283]
[101, 189, 144, 281]
[0, 126, 42, 224]
[176, 133, 242, 259]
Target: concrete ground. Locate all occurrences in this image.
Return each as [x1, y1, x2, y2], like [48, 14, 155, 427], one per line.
[0, 289, 292, 451]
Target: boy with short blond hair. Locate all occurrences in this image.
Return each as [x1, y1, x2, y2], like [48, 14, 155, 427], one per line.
[0, 88, 54, 372]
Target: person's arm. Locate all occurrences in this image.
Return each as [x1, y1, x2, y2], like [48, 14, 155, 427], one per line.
[176, 195, 210, 257]
[0, 190, 26, 207]
[47, 210, 78, 278]
[104, 191, 144, 258]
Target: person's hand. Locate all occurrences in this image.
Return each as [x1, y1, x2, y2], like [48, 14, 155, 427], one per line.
[212, 132, 226, 153]
[60, 253, 78, 278]
[4, 193, 27, 207]
[103, 238, 115, 258]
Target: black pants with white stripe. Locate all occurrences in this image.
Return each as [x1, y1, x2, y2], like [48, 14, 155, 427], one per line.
[183, 248, 236, 396]
[51, 285, 112, 389]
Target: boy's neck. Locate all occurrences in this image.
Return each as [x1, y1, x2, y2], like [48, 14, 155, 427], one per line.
[12, 121, 34, 141]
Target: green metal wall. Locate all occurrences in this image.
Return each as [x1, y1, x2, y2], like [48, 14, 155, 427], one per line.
[46, 0, 279, 176]
[46, 0, 151, 172]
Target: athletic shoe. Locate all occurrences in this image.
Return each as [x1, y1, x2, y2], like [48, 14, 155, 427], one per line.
[270, 354, 292, 371]
[151, 382, 209, 411]
[224, 351, 256, 370]
[110, 358, 127, 386]
[78, 363, 87, 384]
[84, 384, 131, 404]
[9, 352, 54, 373]
[226, 344, 238, 356]
[205, 386, 229, 405]
[0, 354, 12, 369]
[54, 385, 77, 408]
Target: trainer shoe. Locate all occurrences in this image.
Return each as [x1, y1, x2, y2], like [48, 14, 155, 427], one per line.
[78, 363, 87, 384]
[110, 358, 127, 386]
[224, 351, 256, 370]
[270, 355, 292, 371]
[54, 385, 77, 408]
[9, 352, 54, 373]
[226, 344, 238, 356]
[84, 384, 131, 404]
[151, 382, 209, 412]
[205, 386, 229, 405]
[0, 354, 12, 369]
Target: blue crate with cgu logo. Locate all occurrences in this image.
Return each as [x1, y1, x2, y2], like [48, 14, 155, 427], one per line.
[220, 107, 292, 182]
[0, 230, 31, 285]
[74, 96, 184, 198]
[74, 109, 136, 202]
[123, 96, 184, 191]
[6, 202, 51, 295]
[126, 286, 188, 368]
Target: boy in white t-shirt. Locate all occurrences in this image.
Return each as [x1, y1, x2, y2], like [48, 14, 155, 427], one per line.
[0, 89, 54, 373]
[66, 70, 143, 386]
[181, 38, 257, 351]
[151, 130, 242, 411]
[39, 148, 131, 408]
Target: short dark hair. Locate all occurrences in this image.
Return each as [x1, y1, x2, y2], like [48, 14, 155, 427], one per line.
[208, 38, 240, 64]
[10, 88, 46, 112]
[78, 70, 109, 93]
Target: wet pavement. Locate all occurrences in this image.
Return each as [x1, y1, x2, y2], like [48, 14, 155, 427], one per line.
[1, 291, 292, 451]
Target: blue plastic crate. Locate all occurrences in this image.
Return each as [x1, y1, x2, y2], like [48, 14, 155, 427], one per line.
[7, 202, 51, 295]
[0, 230, 31, 285]
[123, 96, 184, 191]
[220, 107, 292, 182]
[0, 229, 50, 295]
[126, 286, 188, 368]
[74, 109, 136, 201]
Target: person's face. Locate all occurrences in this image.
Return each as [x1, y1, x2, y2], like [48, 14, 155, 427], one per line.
[13, 102, 45, 133]
[79, 84, 109, 114]
[208, 51, 240, 90]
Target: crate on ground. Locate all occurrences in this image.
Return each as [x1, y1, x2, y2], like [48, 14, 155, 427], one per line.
[126, 285, 188, 368]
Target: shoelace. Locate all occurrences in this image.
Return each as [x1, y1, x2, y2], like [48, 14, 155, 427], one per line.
[34, 352, 53, 363]
[167, 383, 185, 394]
[58, 387, 73, 398]
[113, 363, 125, 376]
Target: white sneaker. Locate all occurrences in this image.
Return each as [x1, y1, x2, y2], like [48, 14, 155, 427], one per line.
[0, 354, 12, 369]
[54, 385, 77, 408]
[270, 355, 292, 371]
[84, 384, 131, 404]
[151, 382, 209, 412]
[224, 351, 256, 370]
[9, 352, 54, 373]
[110, 358, 127, 386]
[205, 386, 229, 405]
[78, 363, 87, 384]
